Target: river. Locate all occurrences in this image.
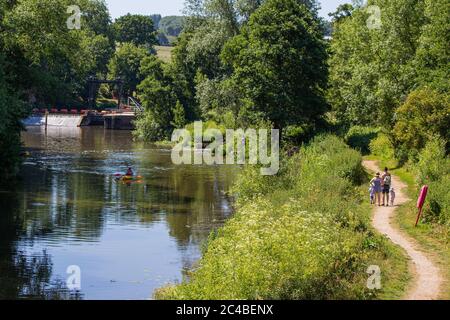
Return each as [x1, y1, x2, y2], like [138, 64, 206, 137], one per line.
[0, 127, 237, 300]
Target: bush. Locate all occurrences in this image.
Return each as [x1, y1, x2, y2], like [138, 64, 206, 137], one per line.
[393, 88, 450, 154]
[416, 137, 448, 184]
[345, 126, 380, 155]
[425, 175, 450, 226]
[281, 124, 314, 148]
[133, 112, 168, 141]
[155, 135, 384, 300]
[416, 138, 450, 226]
[369, 133, 395, 161]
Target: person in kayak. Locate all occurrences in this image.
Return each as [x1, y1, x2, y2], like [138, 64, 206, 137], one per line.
[125, 167, 134, 177]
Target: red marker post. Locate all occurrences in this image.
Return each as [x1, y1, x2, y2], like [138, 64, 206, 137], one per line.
[415, 185, 428, 227]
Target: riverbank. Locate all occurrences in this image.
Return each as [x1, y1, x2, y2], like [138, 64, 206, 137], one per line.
[155, 135, 411, 300]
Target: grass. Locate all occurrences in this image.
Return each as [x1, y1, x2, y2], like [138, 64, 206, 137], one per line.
[374, 237, 411, 300]
[364, 155, 450, 299]
[154, 135, 412, 300]
[155, 45, 174, 63]
[152, 140, 176, 148]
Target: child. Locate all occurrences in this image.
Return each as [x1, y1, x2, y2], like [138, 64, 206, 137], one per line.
[369, 185, 375, 204]
[390, 188, 396, 206]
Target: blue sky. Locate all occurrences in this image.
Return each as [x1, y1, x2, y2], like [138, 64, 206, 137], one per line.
[105, 0, 350, 20]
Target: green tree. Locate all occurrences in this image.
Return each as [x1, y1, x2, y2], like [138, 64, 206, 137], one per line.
[328, 0, 427, 127]
[1, 0, 115, 106]
[113, 14, 157, 48]
[329, 3, 354, 23]
[159, 16, 185, 37]
[393, 87, 450, 153]
[0, 0, 117, 181]
[136, 56, 177, 140]
[221, 0, 328, 131]
[0, 55, 28, 181]
[171, 100, 187, 129]
[414, 0, 450, 92]
[107, 43, 151, 96]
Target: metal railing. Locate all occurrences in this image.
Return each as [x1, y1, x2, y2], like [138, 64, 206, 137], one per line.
[127, 97, 144, 113]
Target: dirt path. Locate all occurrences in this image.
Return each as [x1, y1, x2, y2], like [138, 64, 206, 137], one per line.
[363, 160, 443, 300]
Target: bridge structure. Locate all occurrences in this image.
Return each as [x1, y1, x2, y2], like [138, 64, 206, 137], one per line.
[25, 77, 144, 130]
[87, 76, 124, 110]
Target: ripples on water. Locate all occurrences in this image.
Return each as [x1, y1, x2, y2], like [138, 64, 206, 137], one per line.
[0, 127, 237, 300]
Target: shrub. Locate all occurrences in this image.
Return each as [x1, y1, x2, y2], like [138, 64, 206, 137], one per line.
[393, 88, 450, 154]
[133, 112, 168, 141]
[345, 126, 380, 155]
[425, 175, 450, 226]
[155, 135, 383, 300]
[185, 120, 226, 141]
[416, 138, 450, 226]
[369, 133, 395, 161]
[281, 124, 314, 148]
[416, 137, 448, 184]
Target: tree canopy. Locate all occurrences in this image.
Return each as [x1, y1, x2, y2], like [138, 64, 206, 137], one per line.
[221, 0, 328, 130]
[113, 14, 158, 48]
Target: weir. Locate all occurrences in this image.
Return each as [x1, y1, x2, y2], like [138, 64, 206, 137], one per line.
[23, 114, 82, 127]
[23, 111, 136, 130]
[46, 114, 83, 127]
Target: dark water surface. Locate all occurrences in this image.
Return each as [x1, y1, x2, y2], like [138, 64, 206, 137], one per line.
[0, 127, 236, 300]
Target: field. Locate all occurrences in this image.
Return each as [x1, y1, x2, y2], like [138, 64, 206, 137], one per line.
[155, 45, 174, 63]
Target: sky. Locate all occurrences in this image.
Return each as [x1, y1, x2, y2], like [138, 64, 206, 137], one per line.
[104, 0, 350, 20]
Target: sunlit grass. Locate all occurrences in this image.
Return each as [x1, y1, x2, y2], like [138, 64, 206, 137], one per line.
[155, 45, 173, 63]
[155, 135, 411, 300]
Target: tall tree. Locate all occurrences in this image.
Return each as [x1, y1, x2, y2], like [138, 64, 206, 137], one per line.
[135, 56, 178, 140]
[221, 0, 328, 130]
[0, 55, 27, 180]
[327, 0, 427, 127]
[113, 14, 157, 48]
[414, 0, 450, 92]
[107, 43, 151, 97]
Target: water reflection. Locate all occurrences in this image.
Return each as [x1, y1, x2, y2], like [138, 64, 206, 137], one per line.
[0, 127, 236, 299]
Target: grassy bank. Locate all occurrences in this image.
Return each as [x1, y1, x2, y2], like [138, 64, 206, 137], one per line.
[155, 135, 409, 300]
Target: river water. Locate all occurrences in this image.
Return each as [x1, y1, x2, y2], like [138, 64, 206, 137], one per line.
[0, 127, 237, 300]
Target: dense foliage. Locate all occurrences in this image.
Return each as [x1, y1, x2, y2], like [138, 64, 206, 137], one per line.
[0, 0, 118, 181]
[393, 88, 449, 157]
[328, 0, 449, 229]
[221, 0, 328, 131]
[416, 139, 449, 226]
[113, 14, 157, 48]
[155, 136, 392, 299]
[107, 43, 152, 97]
[135, 0, 329, 141]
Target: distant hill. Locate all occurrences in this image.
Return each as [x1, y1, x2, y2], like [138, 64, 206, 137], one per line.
[150, 15, 185, 46]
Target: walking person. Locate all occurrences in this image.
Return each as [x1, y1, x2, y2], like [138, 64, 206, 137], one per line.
[381, 167, 392, 206]
[390, 187, 396, 206]
[370, 172, 382, 206]
[369, 184, 375, 204]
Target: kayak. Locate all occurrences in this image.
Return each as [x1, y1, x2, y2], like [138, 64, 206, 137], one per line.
[114, 174, 143, 183]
